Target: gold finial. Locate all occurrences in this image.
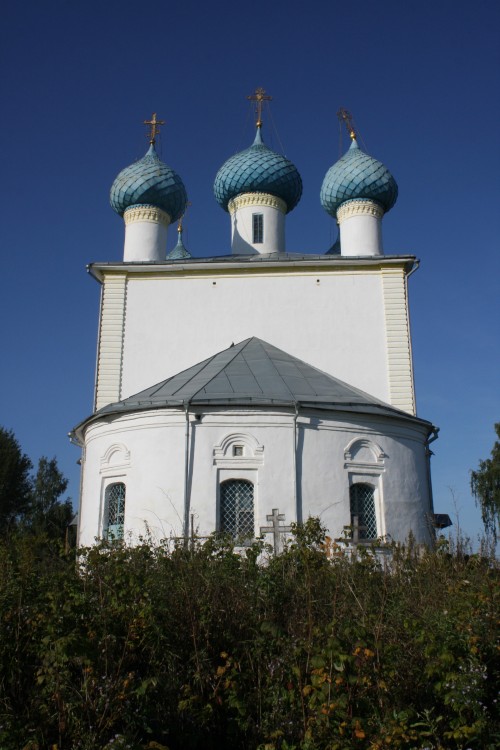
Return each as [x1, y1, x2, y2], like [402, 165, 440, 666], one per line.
[247, 87, 272, 128]
[337, 108, 357, 140]
[144, 112, 165, 144]
[177, 201, 192, 232]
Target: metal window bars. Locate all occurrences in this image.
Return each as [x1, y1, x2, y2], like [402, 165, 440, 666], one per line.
[220, 480, 254, 540]
[106, 482, 126, 540]
[349, 483, 377, 539]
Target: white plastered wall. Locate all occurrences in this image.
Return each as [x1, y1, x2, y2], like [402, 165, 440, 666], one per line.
[78, 407, 432, 548]
[93, 260, 415, 416]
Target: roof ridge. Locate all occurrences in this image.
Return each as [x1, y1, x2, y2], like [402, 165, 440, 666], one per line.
[252, 339, 298, 404]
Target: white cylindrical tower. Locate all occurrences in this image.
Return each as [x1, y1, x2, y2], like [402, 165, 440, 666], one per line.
[336, 199, 384, 256]
[321, 133, 398, 257]
[228, 192, 287, 254]
[123, 205, 170, 262]
[110, 119, 187, 262]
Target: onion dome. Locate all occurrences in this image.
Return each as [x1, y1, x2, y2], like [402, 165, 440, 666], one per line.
[110, 143, 187, 222]
[214, 127, 302, 213]
[320, 139, 398, 218]
[167, 225, 191, 260]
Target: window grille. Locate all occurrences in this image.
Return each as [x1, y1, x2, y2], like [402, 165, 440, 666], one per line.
[349, 483, 377, 539]
[253, 213, 263, 244]
[105, 482, 126, 540]
[220, 479, 254, 540]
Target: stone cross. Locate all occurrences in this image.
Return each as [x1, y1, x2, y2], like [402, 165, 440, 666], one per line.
[144, 112, 165, 144]
[260, 508, 292, 555]
[335, 515, 366, 547]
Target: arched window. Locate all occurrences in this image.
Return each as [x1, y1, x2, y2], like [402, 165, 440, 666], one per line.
[105, 482, 126, 540]
[220, 479, 254, 541]
[349, 483, 377, 540]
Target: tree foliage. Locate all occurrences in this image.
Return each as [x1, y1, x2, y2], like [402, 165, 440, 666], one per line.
[0, 529, 497, 750]
[0, 427, 32, 526]
[0, 427, 72, 539]
[26, 456, 73, 537]
[471, 423, 500, 541]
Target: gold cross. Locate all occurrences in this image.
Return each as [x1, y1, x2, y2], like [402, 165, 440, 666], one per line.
[144, 112, 165, 144]
[337, 108, 357, 140]
[247, 87, 272, 128]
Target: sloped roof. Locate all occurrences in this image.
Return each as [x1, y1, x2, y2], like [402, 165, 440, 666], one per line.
[82, 338, 431, 431]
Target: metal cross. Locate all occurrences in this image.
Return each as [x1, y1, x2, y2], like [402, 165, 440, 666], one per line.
[144, 112, 165, 144]
[337, 107, 357, 141]
[247, 87, 272, 128]
[260, 508, 292, 555]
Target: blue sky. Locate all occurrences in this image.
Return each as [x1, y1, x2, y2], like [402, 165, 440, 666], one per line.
[1, 0, 499, 542]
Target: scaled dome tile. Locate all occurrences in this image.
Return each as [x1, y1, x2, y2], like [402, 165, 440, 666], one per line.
[110, 143, 188, 222]
[214, 129, 302, 213]
[320, 139, 398, 217]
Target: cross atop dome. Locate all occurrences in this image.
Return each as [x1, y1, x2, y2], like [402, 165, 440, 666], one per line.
[143, 112, 165, 144]
[247, 87, 272, 128]
[337, 107, 357, 141]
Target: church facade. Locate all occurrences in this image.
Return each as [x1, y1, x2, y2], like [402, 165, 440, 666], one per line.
[71, 102, 440, 549]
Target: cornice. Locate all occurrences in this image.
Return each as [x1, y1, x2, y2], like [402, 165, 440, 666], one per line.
[337, 199, 384, 223]
[228, 192, 287, 215]
[124, 205, 171, 227]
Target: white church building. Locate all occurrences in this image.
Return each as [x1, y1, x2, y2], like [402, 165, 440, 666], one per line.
[71, 101, 442, 549]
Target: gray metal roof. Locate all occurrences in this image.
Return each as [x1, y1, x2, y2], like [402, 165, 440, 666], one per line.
[81, 338, 432, 431]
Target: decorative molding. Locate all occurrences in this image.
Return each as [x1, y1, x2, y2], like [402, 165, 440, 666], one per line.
[100, 443, 131, 474]
[228, 192, 287, 215]
[337, 199, 384, 223]
[381, 268, 415, 415]
[124, 205, 171, 227]
[95, 273, 127, 411]
[344, 437, 386, 464]
[213, 432, 264, 467]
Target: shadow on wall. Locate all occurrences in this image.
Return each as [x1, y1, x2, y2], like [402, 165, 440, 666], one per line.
[232, 215, 257, 255]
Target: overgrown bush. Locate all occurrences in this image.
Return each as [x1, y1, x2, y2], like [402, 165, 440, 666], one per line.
[0, 523, 498, 750]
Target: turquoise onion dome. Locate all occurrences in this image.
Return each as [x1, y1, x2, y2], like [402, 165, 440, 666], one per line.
[110, 143, 187, 222]
[214, 127, 302, 213]
[167, 225, 191, 260]
[320, 139, 398, 218]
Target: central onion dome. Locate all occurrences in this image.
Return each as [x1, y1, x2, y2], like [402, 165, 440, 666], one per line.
[214, 128, 302, 213]
[110, 143, 187, 222]
[320, 139, 398, 218]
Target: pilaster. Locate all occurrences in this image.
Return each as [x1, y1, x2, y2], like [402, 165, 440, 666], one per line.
[381, 267, 415, 414]
[95, 273, 127, 411]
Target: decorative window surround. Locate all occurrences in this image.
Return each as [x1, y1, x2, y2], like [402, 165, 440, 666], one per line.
[344, 437, 385, 470]
[100, 443, 131, 475]
[344, 438, 385, 538]
[213, 432, 264, 468]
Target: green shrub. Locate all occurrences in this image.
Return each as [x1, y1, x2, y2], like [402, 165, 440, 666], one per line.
[0, 527, 498, 749]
